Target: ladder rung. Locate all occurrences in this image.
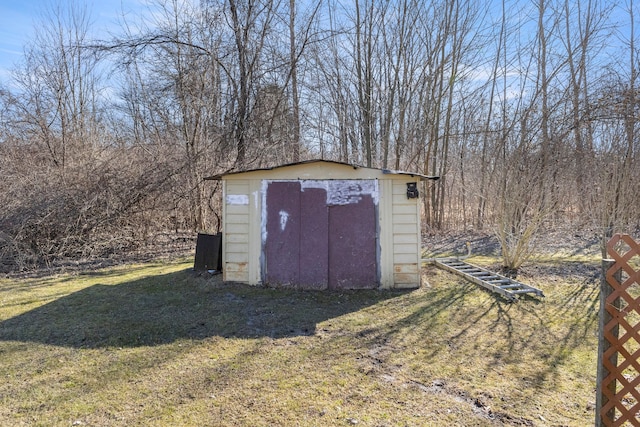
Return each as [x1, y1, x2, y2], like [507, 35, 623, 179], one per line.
[487, 279, 511, 284]
[500, 284, 523, 289]
[510, 289, 538, 294]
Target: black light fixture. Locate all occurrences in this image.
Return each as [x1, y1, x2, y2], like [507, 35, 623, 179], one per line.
[406, 182, 419, 199]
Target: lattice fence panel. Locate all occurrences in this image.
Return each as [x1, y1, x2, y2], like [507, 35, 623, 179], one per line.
[597, 234, 640, 426]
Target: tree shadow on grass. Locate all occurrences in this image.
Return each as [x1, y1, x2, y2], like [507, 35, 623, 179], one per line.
[0, 269, 407, 348]
[359, 267, 598, 370]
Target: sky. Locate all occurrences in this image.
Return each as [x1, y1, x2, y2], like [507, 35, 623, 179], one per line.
[0, 0, 38, 77]
[0, 0, 147, 83]
[0, 0, 635, 86]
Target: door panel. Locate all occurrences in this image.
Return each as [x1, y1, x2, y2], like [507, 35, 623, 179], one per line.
[328, 194, 378, 289]
[299, 187, 329, 289]
[264, 181, 301, 286]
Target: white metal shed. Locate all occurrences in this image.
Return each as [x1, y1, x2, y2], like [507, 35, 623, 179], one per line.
[206, 160, 437, 289]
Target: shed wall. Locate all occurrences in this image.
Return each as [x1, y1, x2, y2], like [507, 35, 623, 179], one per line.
[222, 180, 251, 283]
[391, 181, 421, 287]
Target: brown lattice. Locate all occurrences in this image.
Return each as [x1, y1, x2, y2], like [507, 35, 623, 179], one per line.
[600, 234, 640, 426]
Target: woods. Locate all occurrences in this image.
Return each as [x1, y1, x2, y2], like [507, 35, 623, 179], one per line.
[0, 0, 638, 271]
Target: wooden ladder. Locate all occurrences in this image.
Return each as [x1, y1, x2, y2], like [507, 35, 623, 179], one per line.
[429, 258, 545, 302]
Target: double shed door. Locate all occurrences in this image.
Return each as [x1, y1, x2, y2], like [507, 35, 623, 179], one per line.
[263, 180, 378, 289]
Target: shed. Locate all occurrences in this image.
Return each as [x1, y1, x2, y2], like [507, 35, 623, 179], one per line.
[206, 159, 437, 290]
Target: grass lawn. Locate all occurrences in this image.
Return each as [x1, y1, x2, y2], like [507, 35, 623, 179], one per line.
[0, 256, 600, 426]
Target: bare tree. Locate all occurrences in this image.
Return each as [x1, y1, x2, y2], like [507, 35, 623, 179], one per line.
[2, 0, 640, 271]
[594, 0, 640, 255]
[0, 2, 187, 269]
[8, 1, 103, 170]
[288, 0, 301, 162]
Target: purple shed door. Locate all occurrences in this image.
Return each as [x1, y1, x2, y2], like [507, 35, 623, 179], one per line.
[263, 180, 378, 289]
[328, 194, 377, 289]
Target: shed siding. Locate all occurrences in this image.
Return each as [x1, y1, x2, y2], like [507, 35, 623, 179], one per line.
[223, 179, 251, 283]
[248, 179, 263, 285]
[391, 180, 420, 287]
[378, 179, 394, 288]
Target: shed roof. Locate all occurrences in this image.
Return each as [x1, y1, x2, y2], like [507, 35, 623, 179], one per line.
[204, 159, 439, 181]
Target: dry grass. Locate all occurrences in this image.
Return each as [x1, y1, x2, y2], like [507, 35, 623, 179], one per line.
[0, 257, 600, 426]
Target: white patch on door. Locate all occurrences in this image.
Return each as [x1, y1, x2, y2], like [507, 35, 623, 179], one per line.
[279, 210, 290, 231]
[261, 181, 269, 245]
[300, 179, 378, 206]
[329, 180, 378, 206]
[300, 180, 328, 191]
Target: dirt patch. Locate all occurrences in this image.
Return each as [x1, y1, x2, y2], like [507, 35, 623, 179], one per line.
[408, 378, 535, 426]
[354, 335, 538, 426]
